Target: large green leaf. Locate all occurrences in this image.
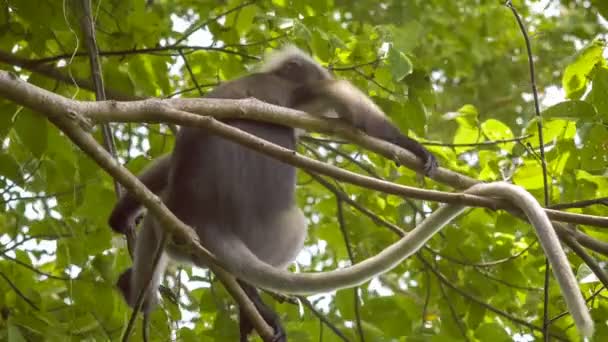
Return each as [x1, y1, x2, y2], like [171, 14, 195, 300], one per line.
[542, 100, 597, 122]
[0, 153, 22, 185]
[562, 39, 606, 99]
[14, 108, 48, 157]
[589, 66, 608, 120]
[388, 45, 413, 82]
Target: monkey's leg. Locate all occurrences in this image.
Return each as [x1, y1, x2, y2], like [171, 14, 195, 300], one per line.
[237, 280, 286, 342]
[125, 216, 169, 313]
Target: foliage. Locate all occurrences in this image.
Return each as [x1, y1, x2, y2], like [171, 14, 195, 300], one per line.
[0, 0, 607, 341]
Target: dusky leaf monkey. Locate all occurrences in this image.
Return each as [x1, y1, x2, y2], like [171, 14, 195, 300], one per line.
[111, 46, 592, 339]
[111, 45, 437, 341]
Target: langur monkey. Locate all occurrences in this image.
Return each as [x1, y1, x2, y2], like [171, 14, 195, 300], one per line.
[111, 46, 439, 341]
[112, 46, 593, 340]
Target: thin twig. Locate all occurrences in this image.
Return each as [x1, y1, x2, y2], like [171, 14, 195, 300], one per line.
[173, 1, 257, 46]
[559, 232, 608, 288]
[417, 254, 568, 341]
[336, 199, 365, 342]
[0, 50, 137, 101]
[426, 242, 535, 268]
[0, 271, 40, 310]
[178, 49, 204, 96]
[0, 252, 71, 280]
[78, 1, 135, 258]
[26, 45, 259, 65]
[298, 297, 350, 341]
[437, 274, 470, 341]
[423, 134, 532, 147]
[505, 2, 551, 337]
[549, 197, 608, 210]
[122, 233, 168, 342]
[549, 286, 606, 327]
[303, 140, 380, 178]
[79, 0, 119, 173]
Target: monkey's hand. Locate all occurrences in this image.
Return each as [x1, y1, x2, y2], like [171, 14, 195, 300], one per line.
[108, 207, 142, 234]
[393, 134, 438, 176]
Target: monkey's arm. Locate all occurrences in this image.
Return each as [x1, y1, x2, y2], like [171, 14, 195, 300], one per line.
[206, 73, 293, 106]
[292, 80, 438, 174]
[109, 154, 172, 233]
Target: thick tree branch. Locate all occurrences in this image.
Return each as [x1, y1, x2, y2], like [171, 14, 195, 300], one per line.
[0, 70, 606, 229]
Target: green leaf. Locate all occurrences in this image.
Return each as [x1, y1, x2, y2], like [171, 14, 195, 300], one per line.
[7, 322, 27, 342]
[481, 118, 514, 152]
[481, 119, 513, 141]
[335, 290, 355, 320]
[0, 153, 23, 185]
[129, 55, 158, 96]
[589, 66, 608, 120]
[310, 29, 331, 61]
[0, 102, 16, 138]
[467, 303, 486, 329]
[592, 0, 608, 20]
[579, 124, 608, 170]
[389, 21, 422, 53]
[562, 39, 605, 99]
[14, 108, 48, 157]
[234, 4, 257, 35]
[513, 163, 544, 190]
[542, 100, 597, 121]
[457, 104, 478, 118]
[396, 99, 426, 136]
[388, 46, 413, 82]
[453, 116, 480, 148]
[474, 322, 511, 342]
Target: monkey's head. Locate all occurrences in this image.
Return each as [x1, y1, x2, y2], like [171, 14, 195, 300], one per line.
[259, 45, 332, 84]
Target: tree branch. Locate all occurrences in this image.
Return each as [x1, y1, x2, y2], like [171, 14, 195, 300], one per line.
[0, 70, 606, 229]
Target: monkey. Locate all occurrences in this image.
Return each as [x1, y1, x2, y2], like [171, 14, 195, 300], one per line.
[111, 47, 593, 339]
[111, 45, 439, 341]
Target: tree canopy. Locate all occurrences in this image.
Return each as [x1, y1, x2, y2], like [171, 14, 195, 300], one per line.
[0, 0, 607, 341]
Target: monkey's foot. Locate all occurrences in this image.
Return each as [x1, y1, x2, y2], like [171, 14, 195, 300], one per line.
[238, 307, 287, 342]
[268, 317, 286, 342]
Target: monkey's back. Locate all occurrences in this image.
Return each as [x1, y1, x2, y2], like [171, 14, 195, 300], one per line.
[169, 121, 297, 213]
